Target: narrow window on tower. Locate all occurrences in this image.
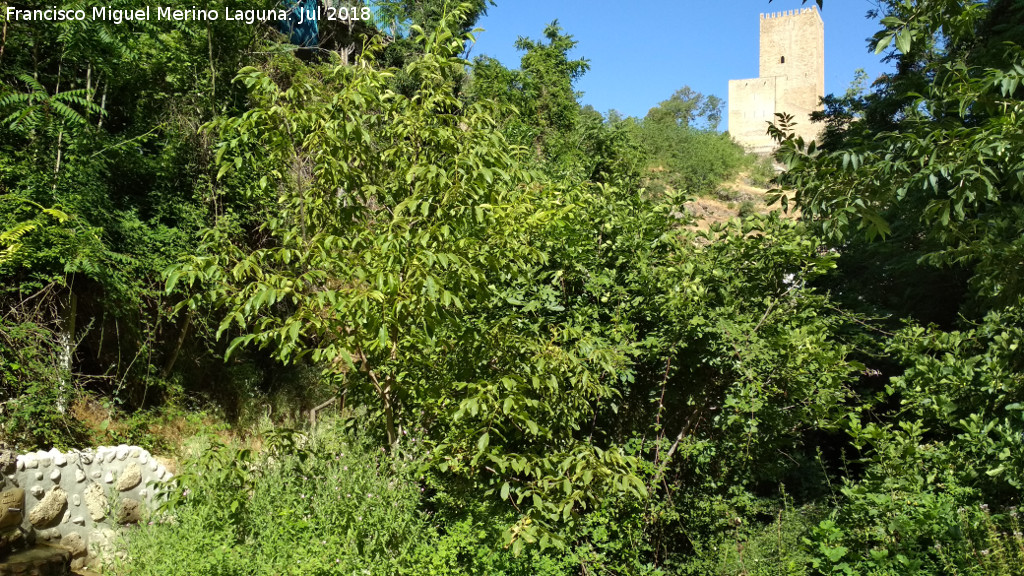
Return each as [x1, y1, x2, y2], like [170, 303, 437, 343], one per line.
[780, 56, 786, 64]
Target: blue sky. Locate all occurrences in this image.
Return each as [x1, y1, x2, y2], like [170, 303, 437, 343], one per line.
[469, 0, 892, 130]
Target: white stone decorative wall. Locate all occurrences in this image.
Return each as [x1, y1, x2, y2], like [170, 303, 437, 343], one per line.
[0, 445, 171, 570]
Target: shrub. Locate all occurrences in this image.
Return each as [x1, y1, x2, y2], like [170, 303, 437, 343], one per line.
[738, 199, 759, 218]
[114, 421, 439, 576]
[745, 155, 777, 189]
[0, 317, 86, 449]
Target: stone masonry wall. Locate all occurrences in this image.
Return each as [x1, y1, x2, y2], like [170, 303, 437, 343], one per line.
[729, 7, 824, 154]
[0, 446, 171, 571]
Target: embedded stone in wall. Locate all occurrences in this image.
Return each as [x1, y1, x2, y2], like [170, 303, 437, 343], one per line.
[74, 469, 86, 483]
[60, 532, 87, 557]
[0, 488, 25, 530]
[116, 463, 141, 491]
[84, 483, 108, 521]
[0, 450, 16, 474]
[88, 527, 117, 564]
[0, 525, 25, 553]
[116, 499, 142, 525]
[28, 486, 67, 528]
[0, 543, 70, 575]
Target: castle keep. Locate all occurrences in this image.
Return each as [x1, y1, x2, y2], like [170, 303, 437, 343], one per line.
[728, 7, 824, 154]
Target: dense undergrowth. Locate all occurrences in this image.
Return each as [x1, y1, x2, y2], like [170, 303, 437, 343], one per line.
[3, 0, 1024, 574]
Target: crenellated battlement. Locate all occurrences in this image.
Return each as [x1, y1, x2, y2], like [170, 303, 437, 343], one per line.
[760, 7, 819, 20]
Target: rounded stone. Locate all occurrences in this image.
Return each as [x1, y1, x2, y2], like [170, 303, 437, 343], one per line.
[74, 469, 86, 483]
[116, 446, 129, 461]
[116, 463, 142, 491]
[84, 483, 107, 521]
[89, 527, 117, 559]
[28, 486, 67, 527]
[30, 485, 44, 498]
[0, 450, 16, 474]
[103, 471, 114, 484]
[71, 494, 81, 507]
[59, 531, 86, 556]
[0, 488, 25, 530]
[116, 498, 142, 524]
[91, 471, 101, 479]
[34, 471, 43, 481]
[49, 469, 60, 483]
[52, 452, 67, 467]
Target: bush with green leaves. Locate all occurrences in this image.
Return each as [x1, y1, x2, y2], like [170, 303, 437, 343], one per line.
[118, 419, 659, 576]
[639, 87, 748, 196]
[770, 0, 1024, 573]
[0, 316, 86, 449]
[116, 424, 435, 576]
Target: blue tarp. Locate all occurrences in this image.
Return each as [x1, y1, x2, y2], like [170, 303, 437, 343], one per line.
[277, 0, 318, 47]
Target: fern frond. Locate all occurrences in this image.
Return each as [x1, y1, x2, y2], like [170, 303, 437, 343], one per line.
[0, 221, 38, 244]
[49, 101, 88, 125]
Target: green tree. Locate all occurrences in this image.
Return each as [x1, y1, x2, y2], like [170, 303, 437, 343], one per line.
[170, 10, 648, 551]
[644, 86, 723, 131]
[640, 86, 746, 196]
[772, 0, 1024, 571]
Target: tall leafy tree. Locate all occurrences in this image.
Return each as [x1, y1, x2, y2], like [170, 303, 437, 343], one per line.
[771, 1, 1024, 571]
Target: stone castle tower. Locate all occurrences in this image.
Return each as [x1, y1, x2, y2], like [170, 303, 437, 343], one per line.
[728, 7, 824, 154]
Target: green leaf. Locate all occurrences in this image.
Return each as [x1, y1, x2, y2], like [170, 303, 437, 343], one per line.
[894, 29, 911, 54]
[874, 34, 894, 54]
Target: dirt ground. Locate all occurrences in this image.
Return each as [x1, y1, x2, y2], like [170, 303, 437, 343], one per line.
[682, 172, 798, 230]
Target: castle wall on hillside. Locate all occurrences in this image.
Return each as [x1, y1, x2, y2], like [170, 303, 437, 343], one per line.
[729, 7, 824, 154]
